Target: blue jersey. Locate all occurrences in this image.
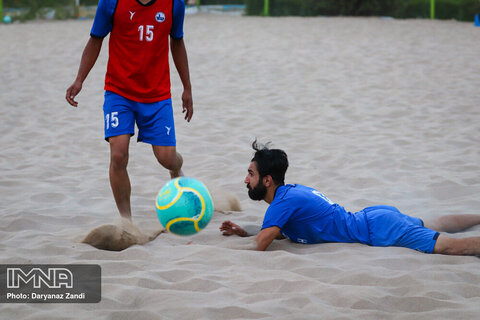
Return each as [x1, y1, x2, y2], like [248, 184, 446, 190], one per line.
[262, 184, 371, 245]
[261, 184, 439, 253]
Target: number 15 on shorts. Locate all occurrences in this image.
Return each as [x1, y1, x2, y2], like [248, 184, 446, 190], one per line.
[106, 112, 119, 129]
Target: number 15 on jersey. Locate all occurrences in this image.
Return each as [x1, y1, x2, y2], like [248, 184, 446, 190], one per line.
[138, 25, 154, 42]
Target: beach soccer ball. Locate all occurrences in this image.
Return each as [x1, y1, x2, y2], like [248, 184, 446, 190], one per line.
[155, 177, 214, 236]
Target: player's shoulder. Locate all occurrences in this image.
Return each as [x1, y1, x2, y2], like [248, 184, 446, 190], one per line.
[99, 0, 118, 11]
[173, 0, 185, 13]
[108, 0, 119, 9]
[280, 184, 326, 205]
[95, 0, 118, 15]
[282, 184, 312, 196]
[273, 184, 304, 203]
[268, 185, 302, 214]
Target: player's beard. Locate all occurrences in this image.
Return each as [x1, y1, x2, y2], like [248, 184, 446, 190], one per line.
[247, 180, 267, 201]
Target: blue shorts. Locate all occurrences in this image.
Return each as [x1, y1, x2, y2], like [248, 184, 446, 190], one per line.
[363, 206, 440, 253]
[102, 91, 176, 146]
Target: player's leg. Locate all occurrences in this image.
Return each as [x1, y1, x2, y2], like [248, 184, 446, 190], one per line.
[424, 214, 480, 233]
[135, 98, 182, 178]
[109, 134, 132, 219]
[103, 91, 136, 219]
[433, 234, 480, 255]
[152, 146, 184, 178]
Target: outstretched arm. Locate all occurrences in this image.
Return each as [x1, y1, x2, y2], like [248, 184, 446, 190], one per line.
[66, 37, 104, 107]
[170, 37, 193, 122]
[220, 221, 284, 251]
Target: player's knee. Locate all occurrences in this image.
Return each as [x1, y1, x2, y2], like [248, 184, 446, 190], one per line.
[158, 155, 177, 170]
[154, 148, 180, 170]
[110, 149, 129, 169]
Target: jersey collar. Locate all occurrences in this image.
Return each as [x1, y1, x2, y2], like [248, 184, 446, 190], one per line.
[136, 0, 157, 7]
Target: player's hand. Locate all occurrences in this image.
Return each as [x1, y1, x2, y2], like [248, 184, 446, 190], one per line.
[182, 88, 193, 122]
[220, 221, 247, 237]
[66, 80, 82, 107]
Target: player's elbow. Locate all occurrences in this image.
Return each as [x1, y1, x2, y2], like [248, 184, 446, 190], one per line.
[170, 37, 184, 49]
[254, 236, 272, 251]
[254, 242, 269, 251]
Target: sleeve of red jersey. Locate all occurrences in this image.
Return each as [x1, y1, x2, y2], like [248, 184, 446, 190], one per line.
[90, 0, 115, 38]
[171, 0, 185, 39]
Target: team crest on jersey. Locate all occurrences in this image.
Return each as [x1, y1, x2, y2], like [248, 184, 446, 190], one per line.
[155, 12, 166, 23]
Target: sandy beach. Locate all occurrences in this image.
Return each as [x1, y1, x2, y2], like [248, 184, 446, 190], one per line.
[1, 13, 480, 319]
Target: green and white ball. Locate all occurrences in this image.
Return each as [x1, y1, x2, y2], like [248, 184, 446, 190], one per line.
[155, 177, 214, 236]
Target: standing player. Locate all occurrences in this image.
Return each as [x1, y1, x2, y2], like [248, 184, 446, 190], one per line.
[66, 0, 193, 220]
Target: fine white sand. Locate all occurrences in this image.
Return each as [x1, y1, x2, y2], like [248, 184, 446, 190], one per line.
[1, 13, 480, 319]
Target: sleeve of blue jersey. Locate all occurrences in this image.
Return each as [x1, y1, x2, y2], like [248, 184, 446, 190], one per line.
[90, 0, 115, 38]
[171, 0, 185, 39]
[261, 202, 292, 230]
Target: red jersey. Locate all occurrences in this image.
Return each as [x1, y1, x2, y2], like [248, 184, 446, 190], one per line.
[106, 0, 173, 103]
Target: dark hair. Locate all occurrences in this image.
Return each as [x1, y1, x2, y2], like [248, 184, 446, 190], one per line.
[251, 139, 288, 185]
